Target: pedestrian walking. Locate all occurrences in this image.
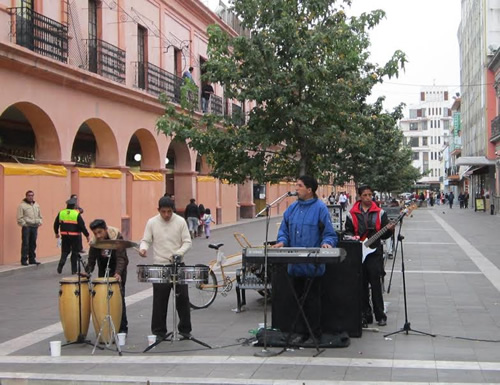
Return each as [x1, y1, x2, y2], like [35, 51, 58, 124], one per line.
[184, 198, 200, 238]
[17, 190, 42, 266]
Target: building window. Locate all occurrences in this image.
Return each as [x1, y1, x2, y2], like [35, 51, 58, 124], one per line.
[422, 120, 428, 130]
[412, 152, 419, 160]
[410, 122, 418, 131]
[409, 137, 419, 147]
[409, 109, 418, 119]
[422, 136, 428, 146]
[137, 25, 147, 89]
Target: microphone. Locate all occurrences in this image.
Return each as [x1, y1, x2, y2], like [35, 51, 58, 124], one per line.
[288, 191, 298, 196]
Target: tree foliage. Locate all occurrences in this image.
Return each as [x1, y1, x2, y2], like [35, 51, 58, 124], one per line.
[157, 0, 412, 186]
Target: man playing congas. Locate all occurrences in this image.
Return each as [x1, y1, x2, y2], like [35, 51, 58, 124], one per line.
[86, 219, 129, 334]
[139, 196, 192, 340]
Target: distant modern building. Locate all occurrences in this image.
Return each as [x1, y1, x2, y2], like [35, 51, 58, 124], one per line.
[399, 86, 452, 193]
[456, 0, 500, 212]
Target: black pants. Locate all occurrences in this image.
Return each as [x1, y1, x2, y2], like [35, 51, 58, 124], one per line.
[292, 276, 322, 338]
[21, 226, 38, 264]
[58, 236, 81, 274]
[362, 253, 386, 321]
[152, 282, 191, 337]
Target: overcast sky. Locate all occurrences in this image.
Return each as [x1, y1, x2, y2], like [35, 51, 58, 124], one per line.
[202, 0, 462, 113]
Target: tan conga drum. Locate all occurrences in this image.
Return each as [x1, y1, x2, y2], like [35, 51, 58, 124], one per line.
[59, 277, 91, 343]
[91, 277, 122, 344]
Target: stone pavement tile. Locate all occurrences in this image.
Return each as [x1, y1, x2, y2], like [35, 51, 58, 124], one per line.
[474, 345, 500, 361]
[392, 336, 436, 360]
[88, 363, 172, 377]
[298, 364, 348, 380]
[391, 367, 438, 382]
[344, 366, 392, 381]
[483, 370, 500, 382]
[437, 368, 486, 383]
[0, 362, 96, 375]
[209, 363, 260, 379]
[433, 342, 476, 361]
[250, 363, 302, 380]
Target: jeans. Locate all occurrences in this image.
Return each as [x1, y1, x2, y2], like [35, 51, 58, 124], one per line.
[21, 226, 38, 263]
[201, 97, 209, 113]
[58, 236, 81, 274]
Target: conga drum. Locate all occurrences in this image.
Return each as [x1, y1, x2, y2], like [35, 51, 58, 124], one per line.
[91, 277, 122, 344]
[59, 277, 91, 343]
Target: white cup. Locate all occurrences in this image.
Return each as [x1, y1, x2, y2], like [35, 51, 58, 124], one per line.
[49, 341, 61, 357]
[147, 335, 157, 345]
[117, 333, 127, 346]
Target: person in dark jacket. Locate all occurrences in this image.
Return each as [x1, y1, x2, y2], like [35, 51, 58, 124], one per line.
[274, 175, 337, 344]
[345, 185, 395, 327]
[54, 198, 90, 274]
[86, 219, 129, 334]
[184, 199, 200, 239]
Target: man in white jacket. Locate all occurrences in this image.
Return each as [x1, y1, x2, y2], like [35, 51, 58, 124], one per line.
[139, 196, 192, 339]
[17, 190, 42, 266]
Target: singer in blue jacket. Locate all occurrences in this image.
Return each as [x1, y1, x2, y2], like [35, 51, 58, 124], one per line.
[274, 175, 337, 344]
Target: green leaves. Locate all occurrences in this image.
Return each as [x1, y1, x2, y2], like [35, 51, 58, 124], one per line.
[156, 0, 412, 188]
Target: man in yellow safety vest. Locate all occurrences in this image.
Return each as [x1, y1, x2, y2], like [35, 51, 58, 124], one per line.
[54, 197, 90, 274]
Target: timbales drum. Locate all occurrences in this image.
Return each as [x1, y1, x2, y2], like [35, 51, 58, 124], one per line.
[58, 277, 91, 343]
[178, 265, 209, 284]
[91, 277, 122, 344]
[137, 264, 173, 283]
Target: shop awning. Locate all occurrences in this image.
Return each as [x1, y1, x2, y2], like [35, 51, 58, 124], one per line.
[455, 156, 495, 166]
[459, 165, 482, 179]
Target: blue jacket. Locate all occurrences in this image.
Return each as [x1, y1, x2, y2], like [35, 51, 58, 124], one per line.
[277, 197, 337, 277]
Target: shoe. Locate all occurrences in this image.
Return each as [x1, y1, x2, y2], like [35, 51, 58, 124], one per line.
[21, 261, 29, 266]
[29, 261, 41, 265]
[179, 332, 192, 339]
[57, 265, 63, 274]
[377, 318, 387, 327]
[206, 236, 209, 239]
[363, 314, 373, 324]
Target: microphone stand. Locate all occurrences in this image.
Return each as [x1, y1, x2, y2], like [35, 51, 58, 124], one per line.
[254, 191, 295, 358]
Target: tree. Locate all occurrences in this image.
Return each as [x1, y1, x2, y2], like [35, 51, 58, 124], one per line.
[156, 0, 407, 185]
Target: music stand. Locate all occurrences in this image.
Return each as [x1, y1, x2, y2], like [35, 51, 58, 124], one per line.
[92, 251, 122, 356]
[383, 219, 435, 338]
[144, 257, 211, 352]
[62, 254, 97, 350]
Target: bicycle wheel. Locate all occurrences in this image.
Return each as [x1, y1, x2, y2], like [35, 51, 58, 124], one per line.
[188, 265, 218, 309]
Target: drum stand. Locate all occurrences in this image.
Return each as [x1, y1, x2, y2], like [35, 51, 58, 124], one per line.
[144, 258, 211, 352]
[92, 255, 122, 356]
[62, 255, 97, 350]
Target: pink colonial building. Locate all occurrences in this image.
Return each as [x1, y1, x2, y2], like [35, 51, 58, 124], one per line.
[0, 0, 341, 266]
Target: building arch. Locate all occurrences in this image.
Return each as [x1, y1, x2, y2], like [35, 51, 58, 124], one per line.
[126, 128, 161, 170]
[168, 140, 194, 172]
[72, 118, 119, 167]
[0, 101, 61, 162]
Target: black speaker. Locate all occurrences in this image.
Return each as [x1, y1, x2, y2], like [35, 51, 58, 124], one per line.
[271, 240, 363, 337]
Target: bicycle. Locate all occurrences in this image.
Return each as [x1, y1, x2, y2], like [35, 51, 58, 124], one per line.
[188, 242, 242, 309]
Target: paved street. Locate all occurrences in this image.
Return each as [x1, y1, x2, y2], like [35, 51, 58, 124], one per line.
[1, 205, 500, 384]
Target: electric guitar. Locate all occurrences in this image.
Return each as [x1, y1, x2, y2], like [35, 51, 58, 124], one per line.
[361, 205, 415, 263]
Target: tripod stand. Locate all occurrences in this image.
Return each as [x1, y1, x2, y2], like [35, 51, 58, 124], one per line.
[92, 253, 122, 355]
[144, 258, 211, 352]
[62, 254, 96, 349]
[384, 220, 435, 338]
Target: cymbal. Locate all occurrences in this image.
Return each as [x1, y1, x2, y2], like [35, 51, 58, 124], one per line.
[92, 239, 139, 250]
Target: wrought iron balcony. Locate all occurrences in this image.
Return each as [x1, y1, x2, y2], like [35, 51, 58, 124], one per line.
[85, 39, 125, 84]
[210, 94, 223, 116]
[8, 6, 68, 63]
[133, 62, 198, 109]
[491, 115, 500, 142]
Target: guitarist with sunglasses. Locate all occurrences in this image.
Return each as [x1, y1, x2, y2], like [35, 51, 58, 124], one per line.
[345, 185, 395, 328]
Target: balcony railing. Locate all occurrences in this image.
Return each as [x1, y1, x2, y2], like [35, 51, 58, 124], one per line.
[133, 62, 198, 109]
[210, 94, 223, 116]
[85, 39, 125, 84]
[491, 115, 500, 142]
[9, 6, 68, 63]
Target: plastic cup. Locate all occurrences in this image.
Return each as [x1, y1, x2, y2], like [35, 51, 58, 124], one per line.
[49, 341, 61, 357]
[147, 335, 157, 345]
[117, 333, 126, 346]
